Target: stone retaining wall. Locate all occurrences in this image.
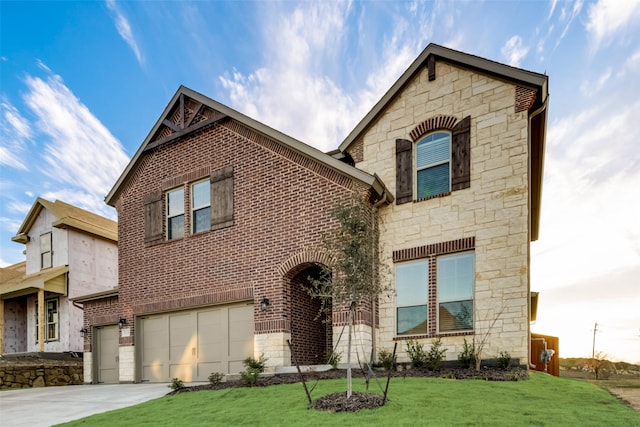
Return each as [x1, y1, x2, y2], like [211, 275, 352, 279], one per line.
[0, 358, 83, 389]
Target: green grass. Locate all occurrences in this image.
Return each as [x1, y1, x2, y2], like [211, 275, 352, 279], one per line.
[58, 372, 639, 426]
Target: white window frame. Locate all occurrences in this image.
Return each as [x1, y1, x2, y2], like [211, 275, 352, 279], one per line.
[191, 179, 211, 234]
[166, 187, 185, 240]
[415, 131, 452, 199]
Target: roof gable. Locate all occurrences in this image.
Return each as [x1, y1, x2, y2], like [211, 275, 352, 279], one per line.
[106, 86, 392, 206]
[11, 198, 117, 244]
[338, 43, 548, 152]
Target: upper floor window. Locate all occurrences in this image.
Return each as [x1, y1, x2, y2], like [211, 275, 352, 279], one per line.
[395, 115, 470, 205]
[416, 132, 451, 199]
[40, 232, 52, 269]
[192, 180, 211, 234]
[143, 167, 234, 246]
[167, 188, 185, 240]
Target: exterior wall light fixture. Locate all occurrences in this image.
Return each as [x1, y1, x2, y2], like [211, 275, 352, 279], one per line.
[80, 328, 88, 337]
[260, 297, 270, 312]
[118, 318, 127, 329]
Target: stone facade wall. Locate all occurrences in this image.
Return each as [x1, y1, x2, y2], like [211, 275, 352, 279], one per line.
[0, 359, 83, 389]
[356, 60, 532, 365]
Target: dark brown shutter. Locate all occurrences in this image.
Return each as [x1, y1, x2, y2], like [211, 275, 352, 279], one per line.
[144, 190, 163, 245]
[396, 139, 413, 205]
[211, 167, 234, 230]
[427, 54, 436, 81]
[451, 116, 471, 191]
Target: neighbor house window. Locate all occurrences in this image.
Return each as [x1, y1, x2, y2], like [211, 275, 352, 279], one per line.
[438, 252, 474, 332]
[36, 298, 59, 342]
[166, 188, 185, 240]
[40, 232, 52, 269]
[191, 179, 211, 233]
[396, 260, 428, 335]
[416, 132, 451, 199]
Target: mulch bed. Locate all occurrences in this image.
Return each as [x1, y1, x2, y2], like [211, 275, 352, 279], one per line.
[168, 367, 528, 412]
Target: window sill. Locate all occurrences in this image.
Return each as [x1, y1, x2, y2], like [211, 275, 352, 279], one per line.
[393, 331, 474, 341]
[414, 191, 451, 203]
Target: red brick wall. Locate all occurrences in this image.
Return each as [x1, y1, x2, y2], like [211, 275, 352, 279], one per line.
[289, 265, 330, 365]
[114, 119, 368, 345]
[82, 296, 120, 351]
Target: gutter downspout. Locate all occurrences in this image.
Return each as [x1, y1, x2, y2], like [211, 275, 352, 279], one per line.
[528, 95, 549, 369]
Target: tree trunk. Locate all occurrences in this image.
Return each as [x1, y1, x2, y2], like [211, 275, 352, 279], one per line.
[347, 306, 353, 398]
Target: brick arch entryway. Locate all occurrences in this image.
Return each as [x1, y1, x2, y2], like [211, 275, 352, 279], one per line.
[285, 263, 332, 366]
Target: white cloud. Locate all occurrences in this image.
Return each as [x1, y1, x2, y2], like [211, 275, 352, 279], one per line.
[0, 98, 31, 170]
[533, 100, 640, 294]
[106, 0, 144, 66]
[501, 35, 529, 67]
[586, 0, 640, 49]
[579, 67, 612, 95]
[21, 67, 129, 216]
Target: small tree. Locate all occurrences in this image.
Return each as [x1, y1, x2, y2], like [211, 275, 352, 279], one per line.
[308, 191, 389, 398]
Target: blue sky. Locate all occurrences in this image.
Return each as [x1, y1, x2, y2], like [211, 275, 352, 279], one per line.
[1, 0, 639, 363]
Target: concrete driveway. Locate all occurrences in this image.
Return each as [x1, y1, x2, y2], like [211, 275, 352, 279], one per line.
[0, 383, 172, 426]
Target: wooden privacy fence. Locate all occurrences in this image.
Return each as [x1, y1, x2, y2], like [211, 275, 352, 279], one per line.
[531, 333, 559, 376]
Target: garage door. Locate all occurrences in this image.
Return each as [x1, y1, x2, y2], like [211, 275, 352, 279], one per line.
[138, 303, 254, 382]
[96, 324, 119, 384]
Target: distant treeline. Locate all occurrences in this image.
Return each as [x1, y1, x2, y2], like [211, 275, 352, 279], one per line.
[560, 357, 639, 372]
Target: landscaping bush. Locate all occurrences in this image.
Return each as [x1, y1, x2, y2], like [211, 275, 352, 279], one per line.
[168, 378, 184, 390]
[425, 338, 447, 371]
[497, 351, 511, 370]
[378, 348, 396, 371]
[240, 354, 267, 387]
[406, 340, 427, 369]
[326, 350, 342, 369]
[458, 339, 476, 368]
[208, 372, 224, 386]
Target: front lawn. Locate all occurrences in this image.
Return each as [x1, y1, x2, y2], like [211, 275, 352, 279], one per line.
[58, 372, 639, 426]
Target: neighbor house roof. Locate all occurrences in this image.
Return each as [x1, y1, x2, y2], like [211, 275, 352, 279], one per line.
[0, 261, 69, 299]
[11, 198, 117, 244]
[105, 86, 393, 207]
[338, 43, 549, 241]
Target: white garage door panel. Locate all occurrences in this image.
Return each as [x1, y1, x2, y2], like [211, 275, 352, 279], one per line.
[169, 313, 195, 382]
[141, 315, 169, 382]
[228, 305, 254, 373]
[140, 303, 253, 383]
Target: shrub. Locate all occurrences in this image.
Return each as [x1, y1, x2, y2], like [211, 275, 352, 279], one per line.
[378, 348, 397, 371]
[497, 351, 511, 369]
[240, 354, 268, 387]
[208, 372, 224, 385]
[406, 340, 427, 369]
[425, 338, 447, 370]
[326, 350, 342, 369]
[458, 339, 476, 368]
[168, 377, 184, 390]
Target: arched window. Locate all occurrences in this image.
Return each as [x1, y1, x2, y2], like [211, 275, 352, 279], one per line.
[416, 132, 451, 199]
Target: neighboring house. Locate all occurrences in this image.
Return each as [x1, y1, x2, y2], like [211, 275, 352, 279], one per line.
[0, 198, 118, 355]
[81, 43, 548, 383]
